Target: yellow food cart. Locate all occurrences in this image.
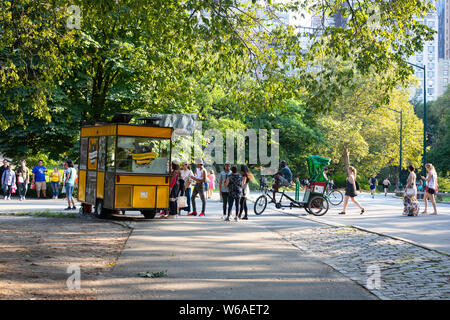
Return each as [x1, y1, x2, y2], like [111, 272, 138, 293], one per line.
[78, 115, 173, 218]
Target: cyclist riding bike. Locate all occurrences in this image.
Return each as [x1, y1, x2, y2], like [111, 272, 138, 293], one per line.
[271, 160, 292, 202]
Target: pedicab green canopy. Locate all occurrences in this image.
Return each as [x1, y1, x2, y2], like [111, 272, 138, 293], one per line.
[307, 155, 331, 182]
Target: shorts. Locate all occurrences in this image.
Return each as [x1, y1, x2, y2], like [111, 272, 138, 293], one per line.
[370, 185, 376, 190]
[278, 175, 290, 187]
[66, 183, 74, 199]
[35, 181, 46, 191]
[426, 187, 435, 195]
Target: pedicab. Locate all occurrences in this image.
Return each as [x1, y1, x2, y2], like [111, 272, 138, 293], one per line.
[77, 114, 173, 218]
[253, 155, 331, 216]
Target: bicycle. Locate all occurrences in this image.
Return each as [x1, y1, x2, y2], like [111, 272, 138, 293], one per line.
[325, 183, 343, 206]
[254, 181, 329, 216]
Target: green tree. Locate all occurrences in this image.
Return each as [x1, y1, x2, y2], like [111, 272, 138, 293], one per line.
[316, 73, 423, 181]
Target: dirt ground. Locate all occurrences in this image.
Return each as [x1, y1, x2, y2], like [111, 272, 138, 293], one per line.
[0, 216, 132, 299]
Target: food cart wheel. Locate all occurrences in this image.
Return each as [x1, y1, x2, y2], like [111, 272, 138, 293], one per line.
[95, 199, 110, 219]
[307, 196, 329, 216]
[141, 210, 156, 219]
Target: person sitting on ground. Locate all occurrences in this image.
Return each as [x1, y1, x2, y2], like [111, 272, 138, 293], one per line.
[271, 160, 292, 202]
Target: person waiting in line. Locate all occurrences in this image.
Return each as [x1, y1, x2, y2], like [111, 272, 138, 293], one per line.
[1, 164, 16, 200]
[225, 165, 242, 221]
[271, 160, 292, 202]
[166, 161, 180, 218]
[179, 162, 193, 214]
[207, 170, 215, 199]
[421, 163, 438, 215]
[218, 161, 232, 220]
[16, 160, 29, 201]
[50, 167, 61, 199]
[239, 165, 253, 220]
[339, 166, 365, 215]
[189, 159, 207, 217]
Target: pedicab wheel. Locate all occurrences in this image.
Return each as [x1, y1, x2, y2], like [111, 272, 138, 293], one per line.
[328, 189, 343, 206]
[254, 195, 267, 215]
[141, 209, 156, 219]
[307, 196, 329, 216]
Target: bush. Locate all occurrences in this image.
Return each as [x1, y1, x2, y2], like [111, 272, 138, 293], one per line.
[333, 174, 347, 188]
[438, 176, 450, 192]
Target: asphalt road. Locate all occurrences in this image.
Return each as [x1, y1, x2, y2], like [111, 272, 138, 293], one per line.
[247, 191, 450, 254]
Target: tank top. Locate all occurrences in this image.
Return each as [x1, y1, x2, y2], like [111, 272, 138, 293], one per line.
[428, 171, 437, 189]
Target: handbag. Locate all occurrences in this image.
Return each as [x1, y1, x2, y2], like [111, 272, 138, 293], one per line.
[406, 188, 416, 197]
[177, 196, 187, 208]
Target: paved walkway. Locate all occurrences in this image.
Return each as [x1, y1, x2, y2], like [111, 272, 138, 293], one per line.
[93, 205, 375, 300]
[2, 192, 449, 299]
[249, 191, 450, 254]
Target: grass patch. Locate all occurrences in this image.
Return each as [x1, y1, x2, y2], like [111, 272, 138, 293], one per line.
[137, 270, 168, 278]
[0, 211, 77, 218]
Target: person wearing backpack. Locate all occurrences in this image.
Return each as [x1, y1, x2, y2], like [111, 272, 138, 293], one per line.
[64, 160, 77, 210]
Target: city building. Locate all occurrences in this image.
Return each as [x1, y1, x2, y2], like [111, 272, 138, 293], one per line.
[409, 10, 440, 101]
[437, 58, 450, 96]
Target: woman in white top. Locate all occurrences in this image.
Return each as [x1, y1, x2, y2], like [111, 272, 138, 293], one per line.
[421, 163, 438, 215]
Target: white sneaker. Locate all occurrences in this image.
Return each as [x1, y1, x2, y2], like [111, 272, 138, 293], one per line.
[3, 196, 7, 200]
[7, 196, 11, 200]
[234, 216, 238, 222]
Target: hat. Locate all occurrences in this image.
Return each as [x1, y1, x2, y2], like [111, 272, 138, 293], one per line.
[224, 161, 231, 165]
[280, 160, 287, 165]
[172, 159, 180, 165]
[195, 159, 203, 165]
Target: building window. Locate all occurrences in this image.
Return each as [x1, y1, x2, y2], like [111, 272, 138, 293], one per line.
[428, 46, 434, 53]
[427, 87, 434, 95]
[444, 70, 448, 76]
[416, 55, 423, 62]
[429, 63, 434, 70]
[444, 78, 448, 83]
[428, 71, 434, 78]
[428, 55, 434, 62]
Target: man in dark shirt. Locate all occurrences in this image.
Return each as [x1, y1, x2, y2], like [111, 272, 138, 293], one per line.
[272, 160, 292, 202]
